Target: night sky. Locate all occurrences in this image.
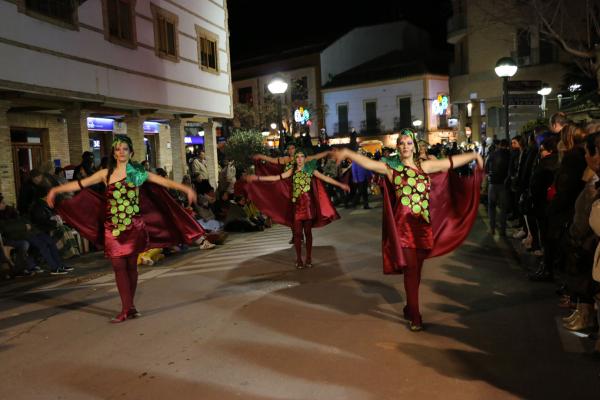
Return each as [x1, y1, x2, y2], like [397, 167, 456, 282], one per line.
[227, 0, 452, 65]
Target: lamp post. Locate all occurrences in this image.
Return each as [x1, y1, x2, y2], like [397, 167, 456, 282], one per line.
[412, 119, 423, 140]
[494, 57, 518, 139]
[268, 77, 288, 152]
[537, 83, 552, 117]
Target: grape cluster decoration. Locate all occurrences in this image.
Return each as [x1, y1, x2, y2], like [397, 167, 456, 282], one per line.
[109, 181, 140, 237]
[394, 166, 430, 223]
[292, 171, 311, 203]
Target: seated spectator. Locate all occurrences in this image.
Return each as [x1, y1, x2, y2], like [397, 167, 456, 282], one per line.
[224, 195, 263, 232]
[0, 194, 71, 275]
[0, 195, 39, 277]
[17, 169, 45, 215]
[29, 194, 80, 259]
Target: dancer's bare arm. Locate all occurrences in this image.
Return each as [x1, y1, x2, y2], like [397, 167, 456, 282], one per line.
[147, 172, 197, 205]
[246, 169, 293, 182]
[252, 154, 292, 165]
[421, 152, 483, 174]
[313, 170, 350, 192]
[46, 169, 108, 207]
[331, 148, 388, 175]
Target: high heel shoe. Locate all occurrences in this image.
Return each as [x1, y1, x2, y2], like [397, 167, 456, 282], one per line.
[127, 308, 142, 319]
[110, 311, 128, 324]
[295, 260, 304, 269]
[305, 259, 313, 268]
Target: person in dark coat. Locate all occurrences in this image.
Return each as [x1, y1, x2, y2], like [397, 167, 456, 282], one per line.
[485, 139, 510, 236]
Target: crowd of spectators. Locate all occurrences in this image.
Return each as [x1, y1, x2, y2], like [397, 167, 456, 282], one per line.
[482, 112, 600, 353]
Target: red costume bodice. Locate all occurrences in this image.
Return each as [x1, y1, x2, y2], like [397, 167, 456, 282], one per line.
[103, 179, 148, 258]
[387, 164, 433, 250]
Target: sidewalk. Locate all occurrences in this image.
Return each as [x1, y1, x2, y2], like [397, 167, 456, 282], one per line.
[0, 241, 214, 297]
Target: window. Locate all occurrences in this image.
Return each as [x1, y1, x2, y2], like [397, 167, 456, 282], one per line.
[516, 29, 531, 65]
[238, 87, 253, 105]
[365, 101, 378, 133]
[291, 76, 308, 101]
[18, 0, 78, 29]
[196, 25, 219, 74]
[102, 0, 136, 48]
[539, 38, 557, 64]
[151, 4, 179, 62]
[337, 104, 349, 134]
[398, 97, 411, 129]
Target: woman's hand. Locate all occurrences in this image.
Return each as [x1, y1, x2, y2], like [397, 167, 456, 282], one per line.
[252, 154, 263, 161]
[185, 186, 197, 206]
[46, 188, 57, 208]
[245, 175, 258, 183]
[340, 183, 351, 193]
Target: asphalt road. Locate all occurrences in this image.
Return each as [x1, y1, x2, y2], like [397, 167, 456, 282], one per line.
[0, 203, 599, 399]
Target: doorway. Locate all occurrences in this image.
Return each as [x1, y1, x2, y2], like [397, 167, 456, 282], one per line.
[10, 128, 47, 198]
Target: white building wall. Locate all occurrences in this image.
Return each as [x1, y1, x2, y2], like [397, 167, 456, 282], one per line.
[320, 22, 430, 84]
[323, 79, 426, 135]
[0, 0, 232, 116]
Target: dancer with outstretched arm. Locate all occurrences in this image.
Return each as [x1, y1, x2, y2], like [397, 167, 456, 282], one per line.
[331, 129, 484, 331]
[253, 144, 330, 244]
[246, 149, 349, 268]
[47, 135, 208, 323]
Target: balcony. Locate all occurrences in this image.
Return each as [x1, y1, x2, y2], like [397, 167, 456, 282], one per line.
[360, 119, 382, 136]
[333, 121, 352, 136]
[447, 14, 467, 44]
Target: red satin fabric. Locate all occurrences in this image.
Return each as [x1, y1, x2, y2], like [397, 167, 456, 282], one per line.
[381, 167, 483, 274]
[246, 171, 339, 228]
[56, 182, 205, 258]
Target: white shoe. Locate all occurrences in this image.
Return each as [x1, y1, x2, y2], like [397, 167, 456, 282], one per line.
[513, 230, 526, 239]
[199, 240, 216, 250]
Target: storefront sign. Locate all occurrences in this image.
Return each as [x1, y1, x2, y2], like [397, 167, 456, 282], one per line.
[184, 136, 204, 145]
[87, 117, 114, 131]
[294, 107, 310, 124]
[432, 95, 449, 116]
[87, 118, 161, 133]
[143, 122, 160, 134]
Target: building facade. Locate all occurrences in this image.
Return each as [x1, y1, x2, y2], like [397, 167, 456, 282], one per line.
[447, 0, 569, 142]
[323, 74, 450, 147]
[0, 0, 233, 205]
[231, 49, 323, 145]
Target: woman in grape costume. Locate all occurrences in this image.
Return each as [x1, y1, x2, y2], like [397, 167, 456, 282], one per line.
[47, 135, 205, 323]
[332, 130, 484, 331]
[246, 149, 350, 268]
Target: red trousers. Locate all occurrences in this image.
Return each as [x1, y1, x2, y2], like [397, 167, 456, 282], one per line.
[293, 219, 313, 263]
[111, 254, 139, 313]
[403, 249, 428, 325]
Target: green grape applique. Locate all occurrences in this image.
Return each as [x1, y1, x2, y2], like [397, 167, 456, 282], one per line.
[394, 167, 430, 223]
[109, 183, 141, 237]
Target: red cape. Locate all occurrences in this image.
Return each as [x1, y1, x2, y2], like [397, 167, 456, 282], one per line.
[247, 160, 339, 228]
[381, 168, 483, 274]
[56, 183, 205, 252]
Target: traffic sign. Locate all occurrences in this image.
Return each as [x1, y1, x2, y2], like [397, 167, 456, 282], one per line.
[507, 80, 542, 92]
[508, 94, 542, 106]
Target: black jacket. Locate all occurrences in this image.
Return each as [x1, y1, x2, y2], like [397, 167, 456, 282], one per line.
[486, 148, 510, 185]
[529, 152, 559, 212]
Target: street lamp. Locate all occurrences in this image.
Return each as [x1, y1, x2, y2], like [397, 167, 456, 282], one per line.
[412, 119, 423, 140]
[537, 83, 552, 117]
[495, 57, 518, 139]
[268, 76, 288, 152]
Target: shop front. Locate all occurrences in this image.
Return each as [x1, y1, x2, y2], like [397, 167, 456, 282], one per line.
[86, 118, 161, 167]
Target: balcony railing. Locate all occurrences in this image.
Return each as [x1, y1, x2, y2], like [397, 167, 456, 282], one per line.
[333, 121, 352, 136]
[360, 119, 382, 136]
